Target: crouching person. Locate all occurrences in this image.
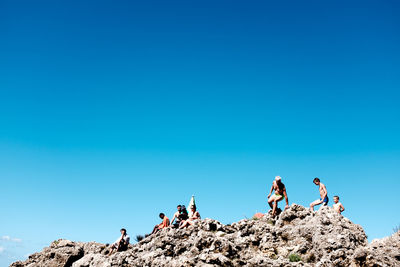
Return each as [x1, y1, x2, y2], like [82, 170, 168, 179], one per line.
[108, 228, 130, 255]
[151, 213, 170, 234]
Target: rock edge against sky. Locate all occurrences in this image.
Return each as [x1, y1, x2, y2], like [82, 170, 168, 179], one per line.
[11, 204, 400, 267]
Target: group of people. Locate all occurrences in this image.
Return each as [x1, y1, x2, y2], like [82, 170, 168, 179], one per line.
[108, 176, 346, 254]
[151, 204, 201, 234]
[267, 176, 345, 216]
[107, 204, 201, 255]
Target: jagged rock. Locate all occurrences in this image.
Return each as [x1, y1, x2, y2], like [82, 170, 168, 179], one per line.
[350, 231, 400, 267]
[10, 204, 400, 266]
[11, 240, 87, 267]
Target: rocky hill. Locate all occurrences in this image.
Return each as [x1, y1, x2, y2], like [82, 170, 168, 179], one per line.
[10, 204, 400, 266]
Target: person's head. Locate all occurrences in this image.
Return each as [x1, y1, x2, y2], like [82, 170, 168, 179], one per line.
[159, 213, 165, 219]
[120, 228, 126, 235]
[275, 176, 283, 185]
[313, 177, 320, 185]
[191, 205, 197, 212]
[333, 196, 339, 203]
[177, 205, 182, 211]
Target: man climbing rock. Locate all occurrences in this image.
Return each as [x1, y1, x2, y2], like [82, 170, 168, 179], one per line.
[267, 176, 289, 216]
[310, 177, 329, 211]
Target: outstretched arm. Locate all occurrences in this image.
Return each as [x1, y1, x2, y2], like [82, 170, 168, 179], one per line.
[267, 183, 274, 198]
[283, 188, 289, 208]
[170, 214, 176, 225]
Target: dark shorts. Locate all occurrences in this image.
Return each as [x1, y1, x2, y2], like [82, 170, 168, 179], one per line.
[113, 242, 128, 251]
[119, 243, 128, 251]
[320, 196, 329, 205]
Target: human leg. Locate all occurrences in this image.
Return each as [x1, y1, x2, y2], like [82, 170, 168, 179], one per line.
[151, 225, 159, 235]
[179, 220, 188, 228]
[310, 199, 323, 211]
[268, 196, 274, 209]
[271, 195, 283, 215]
[108, 244, 117, 256]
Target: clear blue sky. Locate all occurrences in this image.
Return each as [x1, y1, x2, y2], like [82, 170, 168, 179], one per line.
[1, 0, 399, 265]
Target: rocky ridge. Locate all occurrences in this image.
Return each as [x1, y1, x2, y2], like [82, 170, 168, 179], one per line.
[11, 204, 400, 266]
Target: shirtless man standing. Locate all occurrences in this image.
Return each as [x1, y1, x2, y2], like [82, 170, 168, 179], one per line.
[310, 177, 328, 211]
[267, 176, 289, 216]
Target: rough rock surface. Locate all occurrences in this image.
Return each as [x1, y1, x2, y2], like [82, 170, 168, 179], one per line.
[10, 204, 400, 266]
[351, 231, 400, 267]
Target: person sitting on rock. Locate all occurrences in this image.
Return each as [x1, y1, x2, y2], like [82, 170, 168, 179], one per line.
[333, 195, 345, 214]
[170, 205, 188, 228]
[170, 205, 183, 228]
[310, 177, 329, 211]
[151, 213, 170, 234]
[179, 205, 201, 228]
[267, 176, 289, 216]
[108, 228, 130, 255]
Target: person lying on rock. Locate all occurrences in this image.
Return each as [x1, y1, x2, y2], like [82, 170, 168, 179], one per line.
[333, 195, 345, 214]
[310, 177, 329, 211]
[108, 228, 130, 255]
[267, 176, 289, 216]
[151, 213, 170, 234]
[179, 205, 201, 228]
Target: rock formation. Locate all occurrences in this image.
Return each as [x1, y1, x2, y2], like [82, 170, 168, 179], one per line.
[10, 204, 400, 266]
